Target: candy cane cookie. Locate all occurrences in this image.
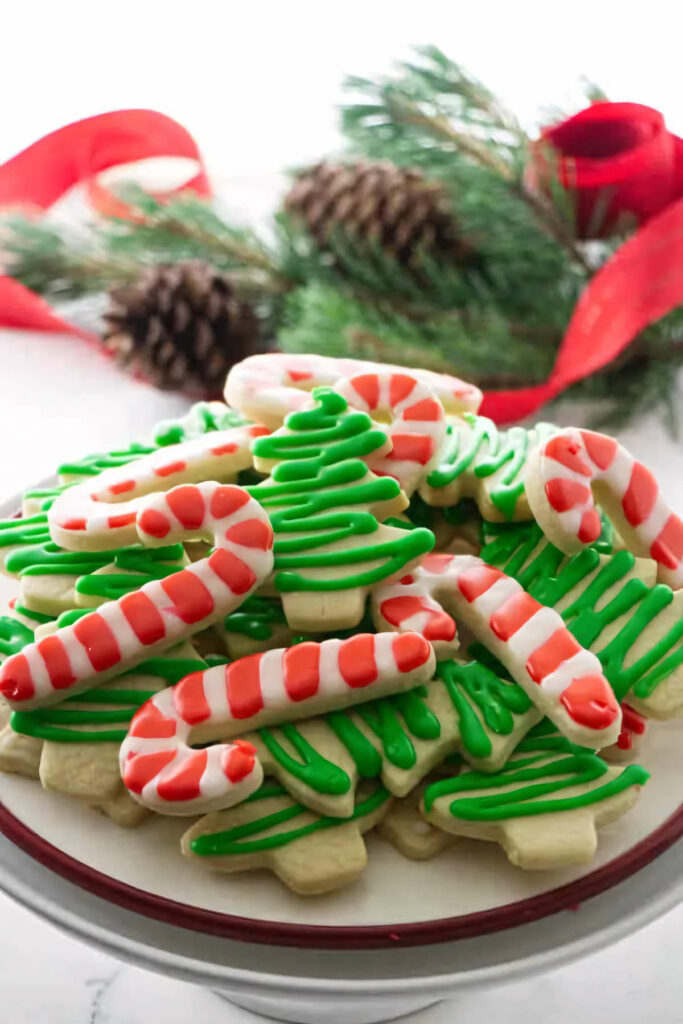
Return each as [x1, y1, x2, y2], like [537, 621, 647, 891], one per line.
[120, 632, 435, 815]
[225, 353, 482, 430]
[525, 428, 683, 590]
[372, 552, 622, 748]
[0, 484, 274, 710]
[335, 372, 447, 495]
[48, 423, 269, 552]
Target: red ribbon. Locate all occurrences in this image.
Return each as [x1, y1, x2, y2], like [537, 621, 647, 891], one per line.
[0, 107, 682, 423]
[0, 109, 210, 342]
[481, 194, 683, 421]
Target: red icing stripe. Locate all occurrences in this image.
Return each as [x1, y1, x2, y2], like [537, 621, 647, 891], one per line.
[544, 436, 592, 476]
[107, 511, 137, 529]
[37, 635, 75, 689]
[580, 431, 618, 470]
[208, 548, 256, 595]
[73, 613, 120, 672]
[392, 632, 432, 673]
[210, 442, 238, 455]
[167, 485, 205, 530]
[389, 373, 416, 406]
[157, 750, 208, 802]
[138, 508, 171, 539]
[338, 634, 377, 687]
[154, 460, 187, 477]
[174, 671, 211, 725]
[559, 674, 619, 729]
[457, 565, 505, 603]
[283, 642, 321, 701]
[288, 368, 313, 382]
[109, 479, 136, 495]
[544, 478, 592, 512]
[386, 434, 434, 465]
[622, 462, 658, 527]
[0, 653, 35, 701]
[651, 513, 683, 569]
[209, 485, 250, 519]
[622, 702, 647, 735]
[402, 397, 442, 422]
[578, 509, 602, 544]
[526, 629, 581, 683]
[422, 552, 455, 575]
[223, 740, 257, 783]
[351, 374, 379, 410]
[120, 591, 166, 645]
[61, 518, 86, 531]
[123, 750, 177, 794]
[225, 654, 264, 718]
[380, 595, 456, 642]
[129, 701, 178, 739]
[225, 518, 273, 550]
[161, 570, 214, 624]
[490, 591, 540, 641]
[249, 425, 270, 439]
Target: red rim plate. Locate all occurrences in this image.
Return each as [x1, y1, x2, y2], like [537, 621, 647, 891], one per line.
[0, 798, 681, 950]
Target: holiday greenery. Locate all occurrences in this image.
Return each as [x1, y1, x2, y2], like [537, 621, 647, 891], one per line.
[3, 46, 682, 427]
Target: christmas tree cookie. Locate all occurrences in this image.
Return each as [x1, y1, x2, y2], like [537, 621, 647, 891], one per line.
[423, 721, 649, 869]
[419, 414, 558, 521]
[480, 520, 683, 720]
[182, 779, 391, 895]
[239, 659, 540, 819]
[248, 388, 435, 630]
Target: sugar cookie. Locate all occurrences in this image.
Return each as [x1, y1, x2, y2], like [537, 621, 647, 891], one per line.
[248, 388, 435, 631]
[120, 632, 434, 815]
[225, 352, 481, 430]
[480, 520, 683, 722]
[336, 371, 446, 495]
[525, 428, 683, 589]
[48, 423, 268, 552]
[419, 415, 558, 521]
[182, 780, 391, 895]
[372, 551, 622, 748]
[423, 722, 648, 869]
[1, 484, 273, 708]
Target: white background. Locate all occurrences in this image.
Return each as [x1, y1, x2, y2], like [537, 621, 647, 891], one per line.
[0, 2, 682, 1021]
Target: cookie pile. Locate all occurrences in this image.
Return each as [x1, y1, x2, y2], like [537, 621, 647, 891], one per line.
[0, 354, 679, 896]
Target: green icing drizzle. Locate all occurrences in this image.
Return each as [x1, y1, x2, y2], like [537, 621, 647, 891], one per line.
[10, 656, 206, 743]
[58, 442, 156, 479]
[437, 660, 532, 760]
[154, 402, 247, 447]
[249, 388, 434, 593]
[480, 520, 683, 703]
[423, 722, 649, 820]
[0, 514, 51, 549]
[0, 616, 34, 656]
[259, 661, 531, 795]
[426, 415, 558, 520]
[190, 782, 390, 857]
[223, 596, 287, 640]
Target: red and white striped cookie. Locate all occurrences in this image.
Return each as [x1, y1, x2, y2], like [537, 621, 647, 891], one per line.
[120, 631, 435, 815]
[0, 484, 273, 709]
[225, 353, 481, 430]
[526, 428, 683, 590]
[336, 371, 447, 495]
[48, 423, 269, 552]
[372, 566, 459, 660]
[372, 552, 622, 749]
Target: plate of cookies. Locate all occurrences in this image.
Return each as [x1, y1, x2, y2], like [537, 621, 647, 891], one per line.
[0, 352, 681, 952]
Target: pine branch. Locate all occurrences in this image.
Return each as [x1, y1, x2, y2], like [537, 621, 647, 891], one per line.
[342, 48, 592, 274]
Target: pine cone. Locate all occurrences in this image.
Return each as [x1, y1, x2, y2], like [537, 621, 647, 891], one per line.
[285, 160, 474, 268]
[102, 262, 259, 397]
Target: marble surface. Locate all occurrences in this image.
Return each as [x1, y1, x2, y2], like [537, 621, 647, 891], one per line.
[0, 327, 681, 1022]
